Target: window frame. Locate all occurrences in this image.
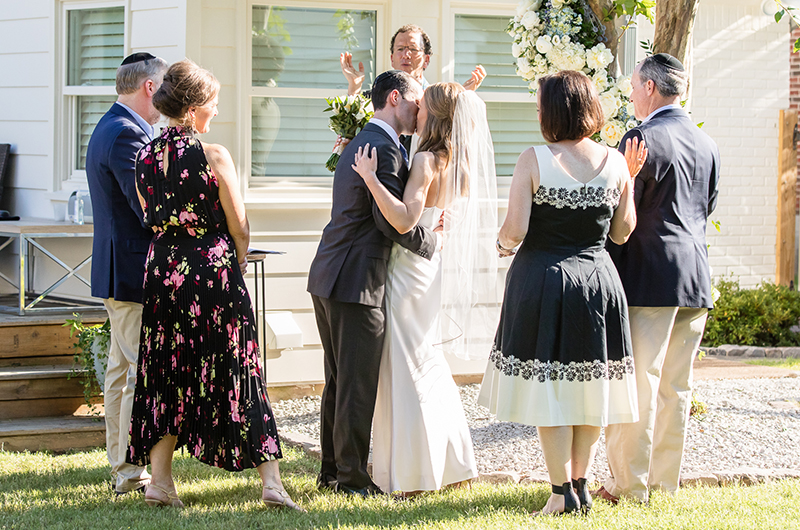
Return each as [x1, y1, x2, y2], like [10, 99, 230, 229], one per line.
[445, 3, 537, 189]
[242, 0, 387, 199]
[58, 0, 128, 187]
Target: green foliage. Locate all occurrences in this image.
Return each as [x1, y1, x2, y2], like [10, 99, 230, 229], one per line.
[604, 0, 656, 41]
[690, 393, 708, 416]
[773, 1, 800, 53]
[64, 314, 110, 415]
[703, 278, 800, 347]
[639, 38, 655, 56]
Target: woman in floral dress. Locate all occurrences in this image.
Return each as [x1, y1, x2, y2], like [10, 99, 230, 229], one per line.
[126, 59, 301, 511]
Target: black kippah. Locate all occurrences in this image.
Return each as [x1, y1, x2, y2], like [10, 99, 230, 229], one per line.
[651, 53, 684, 71]
[121, 52, 156, 66]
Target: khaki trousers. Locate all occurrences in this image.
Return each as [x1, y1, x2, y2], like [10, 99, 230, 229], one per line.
[103, 299, 150, 492]
[604, 306, 708, 502]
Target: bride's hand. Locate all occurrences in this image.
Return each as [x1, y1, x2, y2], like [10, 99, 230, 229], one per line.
[624, 137, 647, 179]
[352, 143, 378, 183]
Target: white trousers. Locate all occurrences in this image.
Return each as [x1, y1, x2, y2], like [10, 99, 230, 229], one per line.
[103, 298, 150, 492]
[604, 306, 708, 502]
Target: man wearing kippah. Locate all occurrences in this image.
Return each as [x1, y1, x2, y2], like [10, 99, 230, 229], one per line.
[596, 53, 721, 504]
[85, 51, 168, 495]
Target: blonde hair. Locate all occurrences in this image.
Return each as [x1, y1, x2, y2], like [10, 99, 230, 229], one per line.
[416, 82, 464, 169]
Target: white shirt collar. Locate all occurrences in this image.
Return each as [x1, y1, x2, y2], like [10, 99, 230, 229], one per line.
[640, 103, 683, 125]
[369, 117, 401, 147]
[115, 101, 155, 140]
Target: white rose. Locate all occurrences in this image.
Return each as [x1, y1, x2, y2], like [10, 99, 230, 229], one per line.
[586, 44, 614, 71]
[616, 75, 633, 97]
[599, 120, 625, 147]
[356, 109, 366, 121]
[592, 72, 609, 93]
[512, 41, 523, 58]
[552, 35, 561, 46]
[521, 10, 540, 30]
[598, 91, 621, 120]
[517, 57, 535, 79]
[626, 101, 636, 117]
[516, 0, 535, 17]
[551, 0, 565, 8]
[626, 120, 637, 130]
[535, 35, 553, 54]
[531, 0, 542, 9]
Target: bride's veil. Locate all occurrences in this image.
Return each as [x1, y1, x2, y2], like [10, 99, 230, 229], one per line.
[439, 90, 499, 361]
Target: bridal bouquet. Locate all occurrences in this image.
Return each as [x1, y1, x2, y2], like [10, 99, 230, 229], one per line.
[508, 0, 637, 146]
[324, 94, 373, 171]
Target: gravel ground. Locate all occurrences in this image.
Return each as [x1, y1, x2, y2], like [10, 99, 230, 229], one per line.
[271, 377, 800, 480]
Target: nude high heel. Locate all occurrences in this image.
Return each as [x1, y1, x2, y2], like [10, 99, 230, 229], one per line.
[144, 483, 184, 508]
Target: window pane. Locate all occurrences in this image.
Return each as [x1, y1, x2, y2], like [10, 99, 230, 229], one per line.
[77, 96, 116, 170]
[252, 6, 376, 89]
[67, 7, 124, 86]
[455, 15, 526, 93]
[486, 101, 544, 177]
[252, 97, 336, 179]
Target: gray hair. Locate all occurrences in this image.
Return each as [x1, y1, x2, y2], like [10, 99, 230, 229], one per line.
[637, 55, 688, 98]
[116, 57, 169, 95]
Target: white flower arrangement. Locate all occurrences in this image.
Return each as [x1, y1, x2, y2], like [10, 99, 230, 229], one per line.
[508, 0, 637, 146]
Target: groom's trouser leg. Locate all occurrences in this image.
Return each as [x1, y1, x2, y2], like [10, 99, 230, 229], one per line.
[312, 295, 385, 489]
[604, 306, 677, 502]
[103, 298, 150, 492]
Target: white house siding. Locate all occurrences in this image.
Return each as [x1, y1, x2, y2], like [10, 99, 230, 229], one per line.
[637, 1, 789, 288]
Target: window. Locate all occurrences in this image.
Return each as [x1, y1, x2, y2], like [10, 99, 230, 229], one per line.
[250, 5, 377, 184]
[453, 14, 543, 178]
[63, 4, 125, 177]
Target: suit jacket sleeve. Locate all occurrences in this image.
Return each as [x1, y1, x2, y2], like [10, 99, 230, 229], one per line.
[108, 127, 148, 229]
[371, 143, 437, 259]
[707, 144, 721, 216]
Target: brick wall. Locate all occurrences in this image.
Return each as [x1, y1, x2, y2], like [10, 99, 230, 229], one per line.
[689, 1, 789, 287]
[791, 25, 800, 213]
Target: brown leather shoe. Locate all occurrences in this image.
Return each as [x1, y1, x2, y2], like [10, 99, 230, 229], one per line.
[591, 486, 619, 505]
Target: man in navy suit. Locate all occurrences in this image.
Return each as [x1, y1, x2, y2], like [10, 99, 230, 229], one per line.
[308, 70, 437, 496]
[599, 54, 721, 503]
[86, 52, 168, 495]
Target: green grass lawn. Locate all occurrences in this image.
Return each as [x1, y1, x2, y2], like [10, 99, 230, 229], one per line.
[745, 357, 800, 370]
[1, 446, 799, 529]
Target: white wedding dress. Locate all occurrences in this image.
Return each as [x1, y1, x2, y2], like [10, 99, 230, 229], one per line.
[372, 206, 478, 494]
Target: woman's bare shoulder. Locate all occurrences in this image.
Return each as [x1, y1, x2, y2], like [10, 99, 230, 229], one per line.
[200, 141, 233, 166]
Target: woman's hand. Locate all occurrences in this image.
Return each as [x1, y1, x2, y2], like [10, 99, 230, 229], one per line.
[238, 257, 247, 275]
[624, 137, 648, 179]
[352, 143, 379, 184]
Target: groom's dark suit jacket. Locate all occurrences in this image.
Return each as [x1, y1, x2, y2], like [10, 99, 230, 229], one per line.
[608, 107, 720, 309]
[308, 122, 436, 306]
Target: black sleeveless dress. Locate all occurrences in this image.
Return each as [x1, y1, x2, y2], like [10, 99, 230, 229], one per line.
[127, 126, 282, 471]
[479, 145, 639, 427]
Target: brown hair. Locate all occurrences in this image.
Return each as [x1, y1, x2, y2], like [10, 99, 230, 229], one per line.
[417, 82, 464, 168]
[152, 59, 220, 128]
[390, 24, 432, 56]
[537, 70, 604, 143]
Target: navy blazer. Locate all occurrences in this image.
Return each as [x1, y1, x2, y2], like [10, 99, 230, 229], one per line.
[85, 103, 154, 303]
[308, 122, 437, 307]
[608, 107, 721, 308]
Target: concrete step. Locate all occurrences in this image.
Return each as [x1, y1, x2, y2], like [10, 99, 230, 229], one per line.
[0, 364, 94, 419]
[0, 415, 105, 453]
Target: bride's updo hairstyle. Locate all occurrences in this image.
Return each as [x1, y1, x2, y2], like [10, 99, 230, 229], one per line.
[417, 82, 464, 167]
[537, 70, 603, 143]
[153, 59, 220, 130]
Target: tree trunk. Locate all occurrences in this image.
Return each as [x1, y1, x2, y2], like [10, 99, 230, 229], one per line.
[653, 0, 700, 65]
[587, 0, 620, 71]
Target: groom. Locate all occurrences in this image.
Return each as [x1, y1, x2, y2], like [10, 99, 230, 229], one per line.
[308, 70, 437, 496]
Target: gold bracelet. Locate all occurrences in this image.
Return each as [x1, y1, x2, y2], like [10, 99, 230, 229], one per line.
[496, 239, 512, 252]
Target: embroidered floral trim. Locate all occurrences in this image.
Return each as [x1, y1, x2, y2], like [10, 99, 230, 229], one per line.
[488, 345, 634, 382]
[533, 185, 621, 210]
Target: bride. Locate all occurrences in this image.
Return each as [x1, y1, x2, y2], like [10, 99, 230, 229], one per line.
[352, 82, 498, 494]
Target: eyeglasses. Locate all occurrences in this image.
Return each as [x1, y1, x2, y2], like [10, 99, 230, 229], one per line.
[394, 46, 423, 56]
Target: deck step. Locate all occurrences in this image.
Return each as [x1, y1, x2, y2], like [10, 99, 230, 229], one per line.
[0, 364, 92, 419]
[0, 415, 105, 452]
[0, 310, 107, 362]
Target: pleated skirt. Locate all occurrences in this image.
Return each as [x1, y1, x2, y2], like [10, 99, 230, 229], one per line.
[127, 231, 282, 471]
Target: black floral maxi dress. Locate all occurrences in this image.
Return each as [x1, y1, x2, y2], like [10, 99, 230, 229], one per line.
[127, 126, 282, 471]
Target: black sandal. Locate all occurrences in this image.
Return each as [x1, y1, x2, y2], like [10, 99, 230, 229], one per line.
[531, 481, 580, 516]
[572, 477, 592, 514]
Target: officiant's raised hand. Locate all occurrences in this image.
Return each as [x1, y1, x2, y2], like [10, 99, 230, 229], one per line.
[341, 52, 366, 95]
[462, 65, 486, 92]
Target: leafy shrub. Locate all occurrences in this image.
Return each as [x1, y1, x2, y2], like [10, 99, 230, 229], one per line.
[702, 278, 800, 347]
